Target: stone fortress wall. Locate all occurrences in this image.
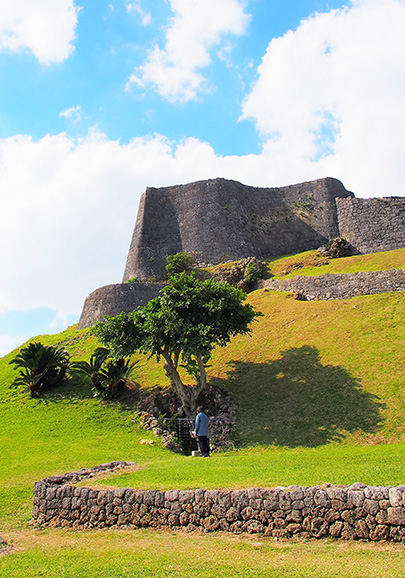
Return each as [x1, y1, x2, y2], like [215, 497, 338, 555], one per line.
[336, 196, 405, 255]
[78, 282, 165, 329]
[78, 177, 405, 328]
[33, 463, 405, 542]
[122, 177, 353, 282]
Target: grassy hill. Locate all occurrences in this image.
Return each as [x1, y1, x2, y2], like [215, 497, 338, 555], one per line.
[1, 249, 404, 577]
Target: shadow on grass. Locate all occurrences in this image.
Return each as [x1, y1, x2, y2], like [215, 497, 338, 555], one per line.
[211, 345, 385, 448]
[33, 374, 141, 414]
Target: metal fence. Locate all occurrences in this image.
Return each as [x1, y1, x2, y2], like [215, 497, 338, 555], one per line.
[165, 417, 228, 454]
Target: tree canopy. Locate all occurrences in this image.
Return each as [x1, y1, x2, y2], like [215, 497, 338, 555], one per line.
[94, 272, 261, 416]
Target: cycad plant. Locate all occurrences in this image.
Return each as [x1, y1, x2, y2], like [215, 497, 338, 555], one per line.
[71, 348, 137, 397]
[99, 357, 138, 397]
[70, 347, 110, 395]
[10, 342, 71, 397]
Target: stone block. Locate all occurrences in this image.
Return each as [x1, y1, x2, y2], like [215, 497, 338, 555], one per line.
[387, 507, 405, 526]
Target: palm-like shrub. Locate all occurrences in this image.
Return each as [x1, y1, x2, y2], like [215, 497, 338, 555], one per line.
[71, 348, 137, 397]
[10, 342, 71, 397]
[99, 357, 138, 397]
[70, 347, 110, 395]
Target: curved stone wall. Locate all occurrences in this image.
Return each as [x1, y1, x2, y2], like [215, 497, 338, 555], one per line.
[78, 282, 166, 329]
[33, 464, 405, 541]
[261, 269, 405, 300]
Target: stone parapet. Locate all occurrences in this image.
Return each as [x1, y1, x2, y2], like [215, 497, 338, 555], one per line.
[32, 465, 405, 541]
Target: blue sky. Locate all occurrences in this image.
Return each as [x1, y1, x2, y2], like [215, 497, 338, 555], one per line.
[1, 0, 405, 357]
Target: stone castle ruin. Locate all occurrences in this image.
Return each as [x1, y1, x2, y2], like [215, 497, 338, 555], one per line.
[78, 177, 405, 328]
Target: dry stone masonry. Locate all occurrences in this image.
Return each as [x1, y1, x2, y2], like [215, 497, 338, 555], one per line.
[261, 269, 405, 301]
[78, 177, 405, 328]
[33, 464, 405, 542]
[337, 197, 405, 255]
[78, 282, 165, 329]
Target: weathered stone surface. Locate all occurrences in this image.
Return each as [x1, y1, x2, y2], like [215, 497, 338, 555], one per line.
[389, 487, 405, 507]
[262, 269, 405, 301]
[124, 177, 353, 282]
[78, 282, 166, 329]
[32, 466, 405, 542]
[336, 196, 405, 255]
[355, 519, 370, 540]
[388, 508, 405, 526]
[363, 499, 380, 516]
[371, 525, 390, 541]
[330, 521, 344, 538]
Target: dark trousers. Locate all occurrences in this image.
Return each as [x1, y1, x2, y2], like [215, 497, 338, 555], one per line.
[197, 435, 210, 457]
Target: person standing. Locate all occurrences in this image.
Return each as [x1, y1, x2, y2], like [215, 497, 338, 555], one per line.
[193, 406, 210, 457]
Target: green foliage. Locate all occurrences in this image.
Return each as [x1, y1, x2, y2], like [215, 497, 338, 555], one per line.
[165, 251, 194, 277]
[98, 357, 138, 397]
[125, 276, 141, 284]
[94, 272, 261, 414]
[9, 341, 71, 397]
[70, 347, 137, 397]
[245, 260, 268, 286]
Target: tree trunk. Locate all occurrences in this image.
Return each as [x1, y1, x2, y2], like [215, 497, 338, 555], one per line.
[162, 351, 207, 417]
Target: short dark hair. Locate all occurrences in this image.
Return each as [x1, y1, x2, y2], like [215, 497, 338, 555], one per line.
[196, 406, 203, 413]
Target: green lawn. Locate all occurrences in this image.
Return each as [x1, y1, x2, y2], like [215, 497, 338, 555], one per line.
[265, 247, 405, 279]
[1, 251, 404, 576]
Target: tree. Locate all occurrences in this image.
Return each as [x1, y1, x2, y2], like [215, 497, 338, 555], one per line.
[94, 272, 261, 416]
[10, 341, 71, 397]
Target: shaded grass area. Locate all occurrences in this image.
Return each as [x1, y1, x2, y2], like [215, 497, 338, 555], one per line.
[217, 347, 383, 447]
[210, 290, 404, 446]
[2, 530, 405, 578]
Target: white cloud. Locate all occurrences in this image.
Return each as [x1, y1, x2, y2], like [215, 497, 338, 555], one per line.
[241, 0, 405, 197]
[126, 1, 151, 26]
[0, 122, 403, 357]
[59, 105, 82, 123]
[0, 334, 29, 358]
[0, 129, 312, 322]
[127, 0, 251, 101]
[0, 0, 80, 64]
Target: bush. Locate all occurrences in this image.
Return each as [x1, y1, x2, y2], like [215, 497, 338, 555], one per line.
[70, 348, 138, 398]
[245, 259, 268, 286]
[10, 342, 71, 397]
[166, 252, 194, 278]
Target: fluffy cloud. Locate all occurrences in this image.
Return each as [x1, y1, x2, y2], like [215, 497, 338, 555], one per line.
[0, 128, 314, 323]
[0, 131, 213, 318]
[0, 335, 28, 358]
[241, 0, 405, 197]
[0, 0, 79, 64]
[127, 0, 250, 101]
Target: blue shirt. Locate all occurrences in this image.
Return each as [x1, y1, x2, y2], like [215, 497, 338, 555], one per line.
[195, 411, 209, 437]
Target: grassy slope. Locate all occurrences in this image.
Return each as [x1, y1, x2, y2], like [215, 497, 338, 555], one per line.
[266, 247, 405, 278]
[1, 249, 404, 576]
